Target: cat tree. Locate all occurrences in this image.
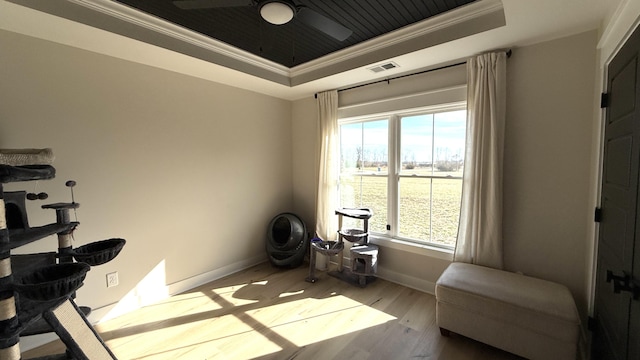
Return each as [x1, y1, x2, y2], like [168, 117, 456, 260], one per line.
[0, 149, 124, 359]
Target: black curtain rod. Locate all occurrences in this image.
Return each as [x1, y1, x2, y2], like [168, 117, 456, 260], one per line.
[338, 61, 465, 93]
[315, 49, 512, 98]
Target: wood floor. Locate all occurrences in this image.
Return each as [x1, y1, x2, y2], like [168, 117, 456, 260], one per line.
[23, 262, 522, 359]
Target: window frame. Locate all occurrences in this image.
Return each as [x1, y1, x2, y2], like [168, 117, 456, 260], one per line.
[338, 101, 466, 251]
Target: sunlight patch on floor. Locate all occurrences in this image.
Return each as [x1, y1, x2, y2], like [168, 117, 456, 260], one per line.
[96, 292, 223, 333]
[87, 265, 399, 359]
[279, 289, 305, 298]
[105, 313, 282, 360]
[246, 295, 397, 348]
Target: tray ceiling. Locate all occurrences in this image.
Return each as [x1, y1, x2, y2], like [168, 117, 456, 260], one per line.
[3, 0, 507, 90]
[1, 0, 623, 100]
[112, 0, 477, 68]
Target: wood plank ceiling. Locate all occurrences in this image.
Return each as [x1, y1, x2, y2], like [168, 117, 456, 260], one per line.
[112, 0, 477, 67]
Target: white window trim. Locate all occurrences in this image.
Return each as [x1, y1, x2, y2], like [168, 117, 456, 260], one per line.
[338, 84, 467, 119]
[338, 101, 466, 258]
[369, 234, 454, 261]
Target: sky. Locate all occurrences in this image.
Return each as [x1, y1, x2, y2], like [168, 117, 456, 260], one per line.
[340, 110, 466, 167]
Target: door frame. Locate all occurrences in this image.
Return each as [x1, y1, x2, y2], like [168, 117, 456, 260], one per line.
[589, 0, 640, 345]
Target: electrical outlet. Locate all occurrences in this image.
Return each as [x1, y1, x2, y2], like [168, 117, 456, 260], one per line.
[106, 272, 119, 288]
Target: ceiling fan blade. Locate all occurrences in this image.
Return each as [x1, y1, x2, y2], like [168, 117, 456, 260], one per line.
[296, 7, 352, 42]
[173, 0, 252, 10]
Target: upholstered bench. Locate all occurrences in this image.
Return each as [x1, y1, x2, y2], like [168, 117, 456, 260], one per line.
[435, 262, 580, 360]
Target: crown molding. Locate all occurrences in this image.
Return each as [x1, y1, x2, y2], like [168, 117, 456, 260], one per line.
[598, 0, 640, 66]
[67, 0, 290, 77]
[5, 0, 504, 87]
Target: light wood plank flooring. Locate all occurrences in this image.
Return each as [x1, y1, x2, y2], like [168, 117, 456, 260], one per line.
[23, 262, 522, 359]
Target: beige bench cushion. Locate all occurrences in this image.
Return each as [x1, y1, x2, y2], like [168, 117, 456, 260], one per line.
[436, 262, 580, 357]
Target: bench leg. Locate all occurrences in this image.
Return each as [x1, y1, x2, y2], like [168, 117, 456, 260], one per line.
[439, 327, 451, 337]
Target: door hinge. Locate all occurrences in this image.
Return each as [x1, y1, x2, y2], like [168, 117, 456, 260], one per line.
[601, 93, 609, 108]
[595, 207, 602, 222]
[386, 224, 391, 231]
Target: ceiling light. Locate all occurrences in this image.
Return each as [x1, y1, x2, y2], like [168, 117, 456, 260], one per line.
[260, 1, 295, 25]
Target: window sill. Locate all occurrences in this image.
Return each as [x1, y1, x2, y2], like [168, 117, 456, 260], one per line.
[368, 235, 454, 261]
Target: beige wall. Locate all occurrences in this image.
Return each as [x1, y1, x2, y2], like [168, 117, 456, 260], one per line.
[503, 30, 598, 319]
[291, 96, 316, 229]
[291, 30, 599, 319]
[0, 29, 293, 318]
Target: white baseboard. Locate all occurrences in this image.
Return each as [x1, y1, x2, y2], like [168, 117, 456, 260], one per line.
[329, 257, 437, 295]
[165, 254, 267, 296]
[90, 253, 267, 323]
[376, 266, 436, 295]
[20, 254, 267, 352]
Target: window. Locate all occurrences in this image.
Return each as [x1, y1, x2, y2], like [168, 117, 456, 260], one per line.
[338, 104, 466, 249]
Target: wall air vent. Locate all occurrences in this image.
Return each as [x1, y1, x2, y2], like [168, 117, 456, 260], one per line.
[368, 61, 400, 73]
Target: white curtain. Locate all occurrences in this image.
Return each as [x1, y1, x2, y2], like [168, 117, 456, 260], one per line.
[454, 52, 507, 269]
[315, 90, 339, 241]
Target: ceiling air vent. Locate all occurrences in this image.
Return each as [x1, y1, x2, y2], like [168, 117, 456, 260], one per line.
[368, 61, 399, 73]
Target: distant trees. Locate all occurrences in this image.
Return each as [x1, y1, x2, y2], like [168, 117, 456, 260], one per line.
[342, 145, 463, 172]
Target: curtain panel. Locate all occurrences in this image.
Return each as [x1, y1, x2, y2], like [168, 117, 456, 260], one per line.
[315, 90, 339, 241]
[454, 52, 507, 269]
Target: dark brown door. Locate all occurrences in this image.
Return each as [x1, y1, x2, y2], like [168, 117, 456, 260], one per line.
[593, 25, 640, 360]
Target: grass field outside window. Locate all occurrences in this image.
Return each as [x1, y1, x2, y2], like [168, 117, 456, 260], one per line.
[339, 107, 465, 248]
